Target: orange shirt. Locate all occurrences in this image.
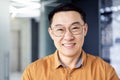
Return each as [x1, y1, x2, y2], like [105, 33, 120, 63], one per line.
[21, 50, 119, 80]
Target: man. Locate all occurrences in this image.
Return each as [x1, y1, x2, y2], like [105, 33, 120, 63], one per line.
[21, 3, 119, 80]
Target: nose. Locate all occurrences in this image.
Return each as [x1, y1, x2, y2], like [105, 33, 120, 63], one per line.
[63, 30, 74, 41]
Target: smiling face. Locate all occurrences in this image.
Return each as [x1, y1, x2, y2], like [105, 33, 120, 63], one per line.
[49, 11, 88, 58]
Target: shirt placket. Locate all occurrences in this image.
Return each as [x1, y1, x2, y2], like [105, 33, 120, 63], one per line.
[65, 68, 73, 80]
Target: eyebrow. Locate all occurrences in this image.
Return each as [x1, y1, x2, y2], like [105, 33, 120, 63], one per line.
[71, 22, 81, 25]
[71, 22, 85, 27]
[54, 21, 83, 27]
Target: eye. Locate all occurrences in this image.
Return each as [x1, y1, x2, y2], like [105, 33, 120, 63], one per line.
[71, 26, 80, 30]
[72, 26, 80, 29]
[56, 28, 64, 31]
[54, 27, 65, 34]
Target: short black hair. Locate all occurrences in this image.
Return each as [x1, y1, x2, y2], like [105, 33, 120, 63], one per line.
[48, 3, 86, 24]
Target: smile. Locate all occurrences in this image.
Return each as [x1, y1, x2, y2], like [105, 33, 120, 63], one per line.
[62, 43, 76, 48]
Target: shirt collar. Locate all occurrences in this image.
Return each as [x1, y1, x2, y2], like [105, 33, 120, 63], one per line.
[54, 50, 86, 69]
[54, 50, 61, 69]
[76, 54, 82, 68]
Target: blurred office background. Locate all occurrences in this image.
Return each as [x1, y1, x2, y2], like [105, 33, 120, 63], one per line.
[0, 0, 120, 80]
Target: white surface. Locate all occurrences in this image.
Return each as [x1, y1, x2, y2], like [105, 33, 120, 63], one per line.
[10, 72, 22, 80]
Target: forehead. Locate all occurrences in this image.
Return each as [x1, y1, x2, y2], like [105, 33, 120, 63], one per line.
[51, 11, 84, 26]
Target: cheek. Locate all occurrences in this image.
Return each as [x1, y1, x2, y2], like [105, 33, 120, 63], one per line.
[76, 34, 84, 40]
[53, 37, 62, 47]
[76, 35, 85, 44]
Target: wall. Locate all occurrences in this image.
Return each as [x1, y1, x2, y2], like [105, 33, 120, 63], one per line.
[10, 18, 31, 72]
[0, 0, 10, 80]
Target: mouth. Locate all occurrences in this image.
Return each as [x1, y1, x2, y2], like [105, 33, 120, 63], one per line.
[62, 43, 76, 48]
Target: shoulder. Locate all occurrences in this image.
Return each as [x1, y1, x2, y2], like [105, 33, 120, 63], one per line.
[85, 53, 119, 79]
[23, 53, 54, 74]
[86, 53, 110, 67]
[29, 54, 54, 69]
[21, 54, 54, 79]
[86, 53, 115, 72]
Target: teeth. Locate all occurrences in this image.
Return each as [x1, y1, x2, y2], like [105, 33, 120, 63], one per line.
[63, 43, 75, 46]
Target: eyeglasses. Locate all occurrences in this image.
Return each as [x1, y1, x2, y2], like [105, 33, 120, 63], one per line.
[51, 23, 85, 37]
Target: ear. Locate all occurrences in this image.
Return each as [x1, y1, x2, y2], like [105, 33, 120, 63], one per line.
[48, 27, 54, 40]
[83, 23, 88, 37]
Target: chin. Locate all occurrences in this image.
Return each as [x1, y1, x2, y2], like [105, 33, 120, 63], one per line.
[64, 54, 76, 57]
[62, 51, 77, 57]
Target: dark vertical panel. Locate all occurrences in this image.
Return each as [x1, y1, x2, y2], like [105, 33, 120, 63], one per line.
[31, 18, 39, 62]
[72, 0, 99, 56]
[45, 6, 58, 55]
[18, 31, 21, 71]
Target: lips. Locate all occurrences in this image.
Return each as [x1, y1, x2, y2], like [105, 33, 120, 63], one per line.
[62, 43, 76, 48]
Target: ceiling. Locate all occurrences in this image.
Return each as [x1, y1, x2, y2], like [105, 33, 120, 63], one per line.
[10, 0, 59, 18]
[10, 0, 40, 18]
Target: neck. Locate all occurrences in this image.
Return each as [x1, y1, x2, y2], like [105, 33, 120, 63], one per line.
[58, 51, 81, 69]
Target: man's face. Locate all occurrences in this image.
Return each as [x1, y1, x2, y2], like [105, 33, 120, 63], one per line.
[49, 11, 88, 57]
